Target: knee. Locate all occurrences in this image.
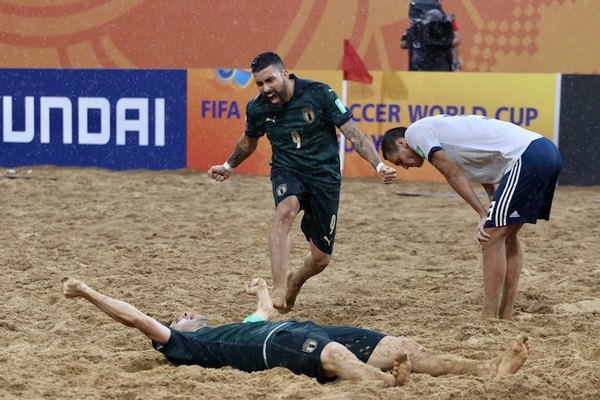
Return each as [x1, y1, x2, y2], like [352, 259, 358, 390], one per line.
[481, 227, 508, 250]
[275, 200, 300, 224]
[384, 336, 426, 357]
[311, 252, 330, 271]
[321, 342, 348, 364]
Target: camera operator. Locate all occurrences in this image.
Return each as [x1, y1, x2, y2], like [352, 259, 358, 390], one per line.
[400, 0, 461, 71]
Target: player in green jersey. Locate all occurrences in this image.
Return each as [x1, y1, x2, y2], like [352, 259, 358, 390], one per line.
[63, 277, 530, 385]
[208, 52, 397, 312]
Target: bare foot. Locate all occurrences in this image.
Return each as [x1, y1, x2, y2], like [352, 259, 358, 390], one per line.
[284, 271, 305, 312]
[494, 336, 530, 377]
[271, 287, 288, 313]
[391, 353, 411, 386]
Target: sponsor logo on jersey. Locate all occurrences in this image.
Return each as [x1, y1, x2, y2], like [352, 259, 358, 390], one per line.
[302, 339, 319, 353]
[266, 116, 276, 124]
[302, 107, 316, 123]
[509, 210, 521, 218]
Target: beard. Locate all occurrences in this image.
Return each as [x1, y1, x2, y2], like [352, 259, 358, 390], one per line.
[264, 83, 288, 107]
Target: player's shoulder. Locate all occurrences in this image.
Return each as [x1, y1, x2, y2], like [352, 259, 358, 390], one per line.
[295, 77, 332, 95]
[408, 116, 433, 130]
[247, 93, 266, 108]
[406, 116, 440, 137]
[246, 93, 269, 115]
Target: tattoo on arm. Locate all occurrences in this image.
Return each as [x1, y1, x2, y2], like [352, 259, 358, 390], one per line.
[227, 135, 259, 168]
[340, 120, 381, 168]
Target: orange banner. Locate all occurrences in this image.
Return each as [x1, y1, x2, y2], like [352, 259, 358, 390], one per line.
[187, 69, 557, 182]
[1, 1, 598, 74]
[187, 69, 271, 175]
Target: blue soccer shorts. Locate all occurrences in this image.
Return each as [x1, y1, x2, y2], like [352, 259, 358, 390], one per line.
[484, 137, 561, 228]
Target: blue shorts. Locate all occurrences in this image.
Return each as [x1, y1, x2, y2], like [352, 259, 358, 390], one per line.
[485, 137, 561, 228]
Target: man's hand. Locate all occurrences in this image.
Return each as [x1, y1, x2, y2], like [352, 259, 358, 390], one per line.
[245, 278, 268, 296]
[378, 165, 397, 184]
[245, 278, 275, 321]
[63, 278, 86, 298]
[207, 165, 233, 182]
[475, 217, 491, 249]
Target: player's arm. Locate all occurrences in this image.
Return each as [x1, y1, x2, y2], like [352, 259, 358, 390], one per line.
[207, 134, 259, 182]
[430, 150, 488, 219]
[481, 183, 496, 202]
[63, 278, 171, 344]
[338, 119, 397, 184]
[430, 151, 492, 247]
[244, 278, 275, 322]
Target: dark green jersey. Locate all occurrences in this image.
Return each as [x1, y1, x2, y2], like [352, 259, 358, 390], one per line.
[153, 321, 290, 372]
[153, 320, 385, 382]
[245, 75, 352, 183]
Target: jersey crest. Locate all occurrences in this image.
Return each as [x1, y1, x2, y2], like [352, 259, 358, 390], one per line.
[302, 339, 319, 353]
[302, 106, 316, 123]
[276, 183, 288, 197]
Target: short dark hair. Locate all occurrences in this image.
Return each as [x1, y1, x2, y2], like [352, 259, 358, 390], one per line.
[250, 52, 285, 73]
[381, 127, 408, 160]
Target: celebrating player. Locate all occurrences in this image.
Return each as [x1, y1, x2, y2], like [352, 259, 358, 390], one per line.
[63, 277, 530, 385]
[208, 52, 396, 312]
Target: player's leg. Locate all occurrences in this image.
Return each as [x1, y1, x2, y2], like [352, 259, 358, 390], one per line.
[367, 335, 426, 370]
[285, 240, 330, 312]
[269, 195, 301, 311]
[484, 139, 560, 320]
[369, 335, 529, 378]
[320, 342, 410, 386]
[411, 336, 530, 377]
[480, 226, 510, 319]
[284, 183, 338, 312]
[499, 224, 524, 320]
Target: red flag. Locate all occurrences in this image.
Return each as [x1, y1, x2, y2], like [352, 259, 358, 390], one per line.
[342, 39, 373, 84]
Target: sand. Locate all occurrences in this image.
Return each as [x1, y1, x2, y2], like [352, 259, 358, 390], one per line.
[1, 166, 598, 399]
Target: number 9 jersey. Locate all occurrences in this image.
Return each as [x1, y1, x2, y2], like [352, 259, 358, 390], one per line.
[244, 75, 353, 184]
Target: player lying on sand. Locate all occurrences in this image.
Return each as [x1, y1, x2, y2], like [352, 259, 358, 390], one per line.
[63, 277, 529, 385]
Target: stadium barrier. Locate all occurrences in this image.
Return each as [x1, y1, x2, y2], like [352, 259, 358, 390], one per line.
[1, 68, 595, 185]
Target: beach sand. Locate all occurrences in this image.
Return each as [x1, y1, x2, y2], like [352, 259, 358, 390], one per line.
[1, 167, 598, 399]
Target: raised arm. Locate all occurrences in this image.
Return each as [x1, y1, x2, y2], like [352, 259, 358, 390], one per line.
[207, 133, 260, 182]
[244, 278, 276, 321]
[338, 119, 397, 184]
[63, 278, 171, 344]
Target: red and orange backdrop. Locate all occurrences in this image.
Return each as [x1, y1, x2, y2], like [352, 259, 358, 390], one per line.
[1, 0, 598, 73]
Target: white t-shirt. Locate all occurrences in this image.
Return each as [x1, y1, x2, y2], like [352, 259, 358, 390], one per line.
[405, 115, 543, 183]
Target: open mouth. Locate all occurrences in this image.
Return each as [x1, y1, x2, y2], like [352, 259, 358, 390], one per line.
[265, 92, 279, 104]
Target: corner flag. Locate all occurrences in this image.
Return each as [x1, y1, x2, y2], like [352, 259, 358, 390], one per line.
[339, 40, 372, 175]
[342, 39, 373, 84]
